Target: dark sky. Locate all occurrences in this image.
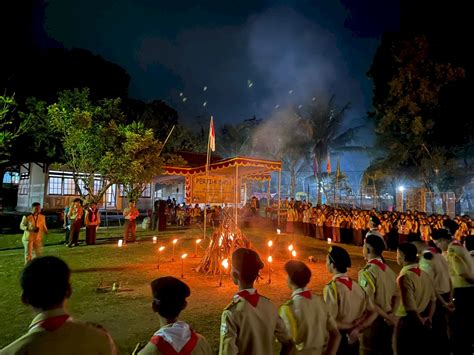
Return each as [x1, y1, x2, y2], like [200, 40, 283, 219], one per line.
[43, 0, 399, 126]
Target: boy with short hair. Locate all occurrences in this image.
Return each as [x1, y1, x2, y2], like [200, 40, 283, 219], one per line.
[280, 260, 340, 355]
[138, 277, 212, 355]
[219, 248, 292, 355]
[1, 256, 116, 354]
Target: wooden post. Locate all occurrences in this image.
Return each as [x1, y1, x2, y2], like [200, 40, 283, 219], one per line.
[277, 170, 281, 227]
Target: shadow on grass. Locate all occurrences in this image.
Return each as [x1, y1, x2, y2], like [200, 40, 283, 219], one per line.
[72, 264, 147, 274]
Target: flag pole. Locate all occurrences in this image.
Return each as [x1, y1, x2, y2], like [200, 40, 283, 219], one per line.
[203, 116, 213, 240]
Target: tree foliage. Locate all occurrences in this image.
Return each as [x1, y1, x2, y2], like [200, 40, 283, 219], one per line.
[368, 35, 471, 194]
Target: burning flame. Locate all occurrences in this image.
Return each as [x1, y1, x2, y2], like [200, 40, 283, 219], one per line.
[173, 239, 178, 244]
[118, 240, 123, 247]
[327, 238, 332, 244]
[267, 256, 273, 263]
[152, 236, 157, 243]
[196, 239, 202, 244]
[181, 253, 187, 259]
[158, 246, 165, 252]
[292, 250, 297, 258]
[222, 258, 229, 269]
[276, 229, 281, 234]
[219, 236, 223, 246]
[288, 244, 294, 252]
[268, 240, 273, 247]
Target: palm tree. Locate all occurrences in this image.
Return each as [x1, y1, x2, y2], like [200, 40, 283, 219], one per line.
[299, 95, 363, 204]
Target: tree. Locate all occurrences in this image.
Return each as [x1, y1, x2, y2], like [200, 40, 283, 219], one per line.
[298, 95, 359, 204]
[46, 88, 164, 204]
[368, 35, 469, 195]
[0, 95, 19, 164]
[218, 117, 262, 157]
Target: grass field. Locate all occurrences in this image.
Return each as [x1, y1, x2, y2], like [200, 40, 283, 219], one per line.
[0, 226, 399, 354]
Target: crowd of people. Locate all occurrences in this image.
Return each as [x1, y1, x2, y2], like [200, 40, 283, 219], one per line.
[7, 206, 474, 354]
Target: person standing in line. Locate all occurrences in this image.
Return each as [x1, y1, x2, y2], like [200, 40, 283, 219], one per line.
[1, 256, 116, 354]
[67, 198, 83, 247]
[20, 202, 48, 264]
[394, 243, 436, 355]
[219, 248, 292, 355]
[323, 246, 370, 355]
[137, 277, 212, 355]
[280, 260, 340, 355]
[63, 201, 73, 245]
[123, 201, 139, 244]
[85, 201, 100, 245]
[351, 235, 398, 355]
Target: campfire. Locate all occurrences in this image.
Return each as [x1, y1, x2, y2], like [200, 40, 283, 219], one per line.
[196, 211, 251, 275]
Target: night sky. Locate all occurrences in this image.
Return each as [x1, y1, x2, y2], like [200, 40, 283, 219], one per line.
[42, 0, 399, 126]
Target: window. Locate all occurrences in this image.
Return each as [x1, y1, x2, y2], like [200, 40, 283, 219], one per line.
[63, 178, 76, 195]
[141, 183, 151, 198]
[48, 177, 62, 195]
[18, 174, 30, 195]
[106, 184, 117, 208]
[119, 184, 126, 197]
[93, 179, 103, 194]
[3, 172, 20, 185]
[76, 179, 85, 195]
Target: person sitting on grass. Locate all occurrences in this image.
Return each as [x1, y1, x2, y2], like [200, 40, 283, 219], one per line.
[280, 260, 340, 355]
[137, 276, 212, 355]
[219, 248, 293, 355]
[0, 256, 116, 355]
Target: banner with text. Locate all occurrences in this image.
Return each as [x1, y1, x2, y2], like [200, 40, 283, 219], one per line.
[191, 175, 235, 203]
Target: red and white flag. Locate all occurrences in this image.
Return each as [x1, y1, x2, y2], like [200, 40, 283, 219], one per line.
[209, 116, 215, 152]
[326, 154, 331, 176]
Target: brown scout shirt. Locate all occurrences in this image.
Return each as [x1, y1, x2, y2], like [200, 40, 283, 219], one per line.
[0, 308, 116, 355]
[358, 258, 398, 314]
[395, 264, 436, 317]
[279, 288, 337, 355]
[219, 288, 290, 355]
[323, 273, 369, 326]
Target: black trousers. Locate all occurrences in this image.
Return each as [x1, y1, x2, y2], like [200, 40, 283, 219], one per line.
[69, 220, 82, 245]
[360, 316, 393, 355]
[432, 293, 451, 355]
[338, 330, 359, 355]
[396, 314, 433, 355]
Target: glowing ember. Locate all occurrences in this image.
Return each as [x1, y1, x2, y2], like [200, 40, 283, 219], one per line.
[158, 246, 165, 252]
[268, 240, 273, 248]
[288, 244, 294, 252]
[181, 253, 188, 259]
[267, 256, 273, 263]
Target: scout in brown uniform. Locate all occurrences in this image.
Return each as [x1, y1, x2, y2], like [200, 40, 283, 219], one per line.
[67, 198, 83, 247]
[351, 235, 398, 355]
[20, 202, 48, 264]
[137, 277, 212, 355]
[85, 201, 101, 245]
[394, 243, 436, 355]
[1, 256, 116, 355]
[279, 260, 340, 355]
[323, 246, 370, 355]
[432, 228, 474, 355]
[219, 248, 292, 355]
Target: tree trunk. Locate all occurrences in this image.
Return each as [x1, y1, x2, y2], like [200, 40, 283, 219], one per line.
[290, 169, 296, 197]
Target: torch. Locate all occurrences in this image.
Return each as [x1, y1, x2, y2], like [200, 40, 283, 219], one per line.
[181, 253, 187, 278]
[267, 256, 273, 284]
[157, 246, 165, 269]
[153, 236, 157, 244]
[118, 239, 123, 248]
[220, 258, 229, 287]
[172, 238, 178, 261]
[195, 239, 202, 257]
[327, 238, 332, 244]
[292, 250, 297, 259]
[277, 229, 281, 235]
[288, 244, 294, 259]
[267, 240, 273, 259]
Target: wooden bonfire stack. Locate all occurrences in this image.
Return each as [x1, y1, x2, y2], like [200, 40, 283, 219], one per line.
[196, 209, 251, 275]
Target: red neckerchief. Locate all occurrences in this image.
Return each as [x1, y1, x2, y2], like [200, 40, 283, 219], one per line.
[336, 276, 353, 291]
[368, 259, 386, 272]
[408, 267, 421, 276]
[294, 290, 312, 299]
[237, 290, 261, 307]
[36, 315, 70, 331]
[151, 330, 198, 355]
